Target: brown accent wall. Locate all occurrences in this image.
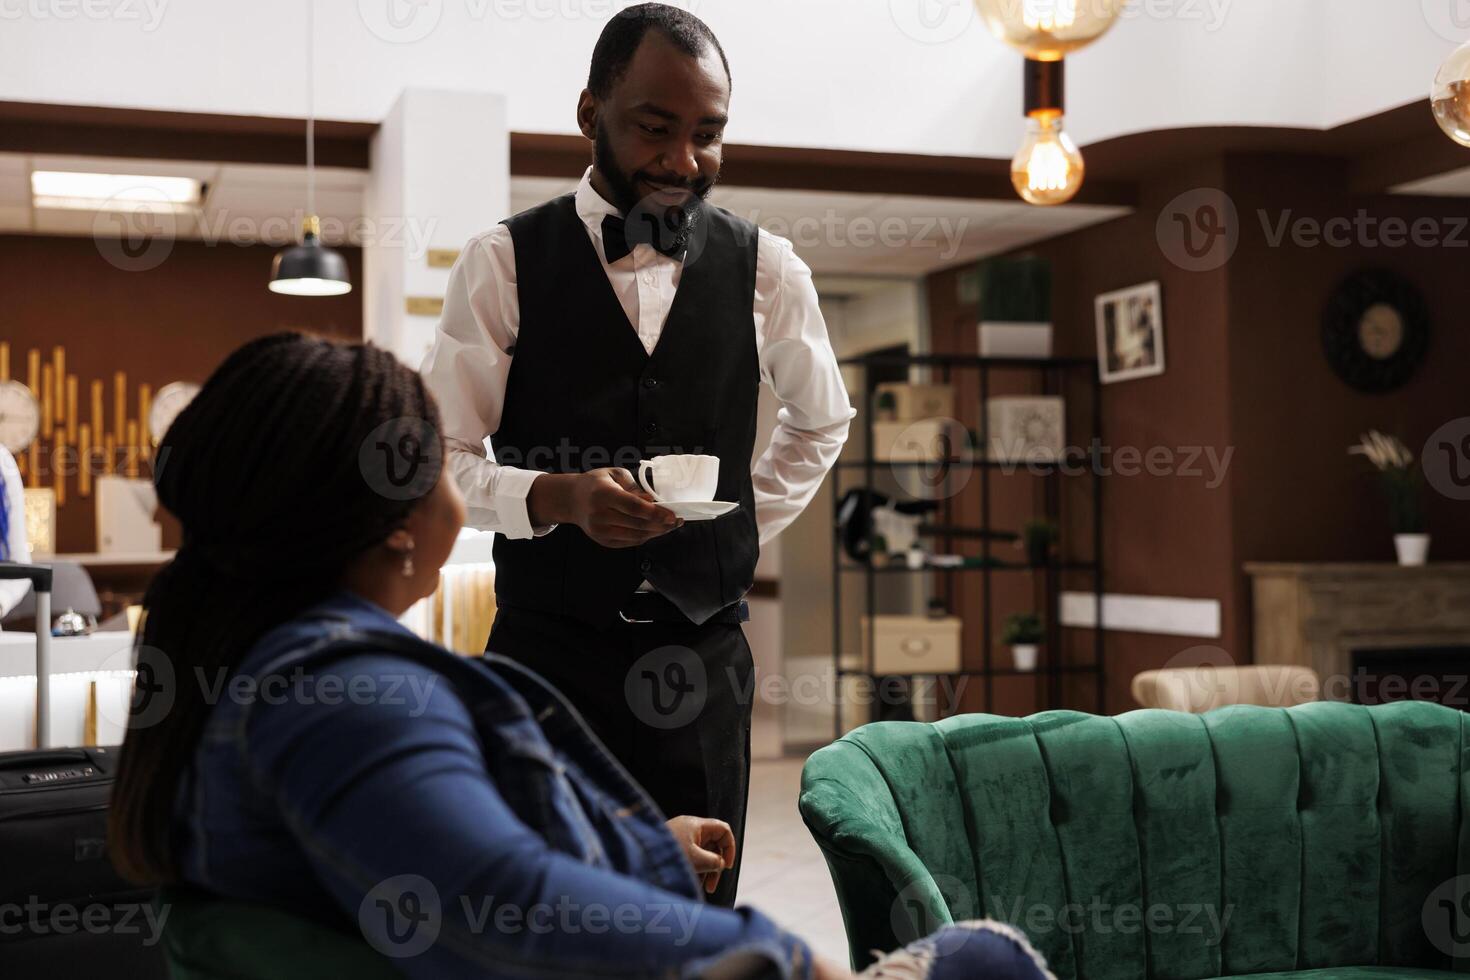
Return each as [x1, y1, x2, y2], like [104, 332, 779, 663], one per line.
[928, 152, 1470, 715]
[2, 234, 362, 554]
[1223, 154, 1470, 642]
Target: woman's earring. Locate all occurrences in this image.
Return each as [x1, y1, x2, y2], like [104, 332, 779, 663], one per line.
[400, 536, 416, 578]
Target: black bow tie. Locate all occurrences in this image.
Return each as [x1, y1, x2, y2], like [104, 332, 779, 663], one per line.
[601, 212, 690, 264]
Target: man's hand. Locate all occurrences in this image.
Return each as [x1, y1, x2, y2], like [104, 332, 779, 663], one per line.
[527, 468, 681, 548]
[665, 815, 736, 895]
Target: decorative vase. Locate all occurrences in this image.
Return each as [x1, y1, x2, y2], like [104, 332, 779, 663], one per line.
[1012, 644, 1039, 672]
[1394, 533, 1430, 567]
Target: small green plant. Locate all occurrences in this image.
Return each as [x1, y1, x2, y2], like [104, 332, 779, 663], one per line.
[1001, 612, 1044, 646]
[1020, 519, 1058, 566]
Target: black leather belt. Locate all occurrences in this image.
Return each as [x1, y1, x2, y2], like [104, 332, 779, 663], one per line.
[617, 591, 750, 626]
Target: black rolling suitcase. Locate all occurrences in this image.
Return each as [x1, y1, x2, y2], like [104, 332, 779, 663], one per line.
[0, 562, 166, 979]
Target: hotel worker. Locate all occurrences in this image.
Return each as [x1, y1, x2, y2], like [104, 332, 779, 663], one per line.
[422, 3, 853, 907]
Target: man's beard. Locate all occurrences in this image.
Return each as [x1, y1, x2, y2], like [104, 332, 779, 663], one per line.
[594, 123, 717, 253]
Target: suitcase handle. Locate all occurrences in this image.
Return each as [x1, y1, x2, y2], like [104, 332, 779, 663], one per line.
[0, 562, 53, 591]
[0, 563, 54, 749]
[0, 750, 90, 771]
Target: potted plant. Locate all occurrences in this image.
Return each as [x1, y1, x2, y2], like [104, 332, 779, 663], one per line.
[1348, 430, 1428, 566]
[1019, 519, 1058, 567]
[1001, 612, 1044, 672]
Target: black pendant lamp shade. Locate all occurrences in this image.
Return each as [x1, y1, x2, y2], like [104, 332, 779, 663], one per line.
[269, 215, 351, 296]
[271, 1, 350, 297]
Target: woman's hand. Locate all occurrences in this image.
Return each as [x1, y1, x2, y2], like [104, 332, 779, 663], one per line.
[812, 956, 856, 980]
[665, 815, 736, 895]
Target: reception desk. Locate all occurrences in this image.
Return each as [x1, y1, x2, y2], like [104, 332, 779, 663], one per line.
[0, 531, 500, 752]
[0, 629, 136, 751]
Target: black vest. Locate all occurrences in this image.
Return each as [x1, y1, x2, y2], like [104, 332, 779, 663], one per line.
[492, 194, 761, 628]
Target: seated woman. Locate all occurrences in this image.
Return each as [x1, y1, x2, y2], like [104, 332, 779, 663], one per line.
[108, 334, 1052, 980]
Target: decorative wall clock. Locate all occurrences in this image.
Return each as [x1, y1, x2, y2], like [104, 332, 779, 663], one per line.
[148, 382, 201, 443]
[0, 380, 41, 454]
[1322, 270, 1430, 392]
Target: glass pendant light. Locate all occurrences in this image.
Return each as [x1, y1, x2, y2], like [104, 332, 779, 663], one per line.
[270, 0, 352, 297]
[1011, 59, 1084, 206]
[974, 0, 1125, 61]
[1432, 40, 1470, 147]
[1013, 113, 1085, 206]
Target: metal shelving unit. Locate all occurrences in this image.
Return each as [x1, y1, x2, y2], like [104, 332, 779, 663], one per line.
[830, 352, 1105, 736]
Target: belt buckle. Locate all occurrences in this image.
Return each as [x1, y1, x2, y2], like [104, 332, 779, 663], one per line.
[618, 610, 656, 625]
[619, 592, 657, 624]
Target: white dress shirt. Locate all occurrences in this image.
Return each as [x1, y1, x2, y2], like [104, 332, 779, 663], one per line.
[422, 166, 854, 547]
[0, 446, 33, 621]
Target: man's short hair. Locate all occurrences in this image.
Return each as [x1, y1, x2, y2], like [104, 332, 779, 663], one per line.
[587, 3, 730, 99]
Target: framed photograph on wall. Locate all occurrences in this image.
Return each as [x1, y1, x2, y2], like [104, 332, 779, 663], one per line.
[1095, 281, 1165, 384]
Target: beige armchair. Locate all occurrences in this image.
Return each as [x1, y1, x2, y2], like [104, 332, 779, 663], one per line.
[1131, 664, 1321, 712]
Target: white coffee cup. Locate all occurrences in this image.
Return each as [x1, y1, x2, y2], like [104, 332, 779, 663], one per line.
[637, 454, 720, 503]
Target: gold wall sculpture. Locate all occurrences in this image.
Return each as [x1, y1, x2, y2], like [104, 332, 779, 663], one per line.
[1, 341, 156, 508]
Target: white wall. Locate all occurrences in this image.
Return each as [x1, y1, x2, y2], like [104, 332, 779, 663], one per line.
[0, 0, 1456, 160]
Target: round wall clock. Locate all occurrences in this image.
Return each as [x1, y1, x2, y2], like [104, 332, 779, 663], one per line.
[1322, 270, 1430, 392]
[148, 381, 202, 443]
[0, 380, 41, 454]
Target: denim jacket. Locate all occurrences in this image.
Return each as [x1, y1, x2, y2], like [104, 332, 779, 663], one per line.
[174, 591, 812, 979]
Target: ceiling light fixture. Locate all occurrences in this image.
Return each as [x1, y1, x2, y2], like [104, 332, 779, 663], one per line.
[269, 0, 351, 297]
[1432, 41, 1470, 147]
[31, 171, 201, 212]
[975, 0, 1123, 206]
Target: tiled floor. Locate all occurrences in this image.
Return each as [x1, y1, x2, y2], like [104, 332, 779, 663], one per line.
[737, 756, 851, 965]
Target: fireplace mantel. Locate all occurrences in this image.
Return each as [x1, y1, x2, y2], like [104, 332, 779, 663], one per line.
[1245, 562, 1470, 696]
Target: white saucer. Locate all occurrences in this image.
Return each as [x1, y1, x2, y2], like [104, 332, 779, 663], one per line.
[655, 500, 738, 520]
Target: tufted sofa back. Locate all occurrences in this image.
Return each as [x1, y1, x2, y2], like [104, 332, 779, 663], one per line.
[798, 701, 1468, 977]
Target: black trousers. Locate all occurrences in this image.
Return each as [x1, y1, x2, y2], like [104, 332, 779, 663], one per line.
[485, 605, 753, 908]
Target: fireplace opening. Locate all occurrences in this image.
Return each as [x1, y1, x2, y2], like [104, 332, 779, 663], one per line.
[1350, 647, 1470, 710]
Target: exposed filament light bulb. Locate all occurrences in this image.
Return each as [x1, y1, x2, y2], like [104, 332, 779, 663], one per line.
[1012, 111, 1085, 206]
[1023, 0, 1077, 32]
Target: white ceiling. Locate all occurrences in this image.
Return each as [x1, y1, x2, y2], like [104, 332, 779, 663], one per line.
[0, 154, 1128, 277]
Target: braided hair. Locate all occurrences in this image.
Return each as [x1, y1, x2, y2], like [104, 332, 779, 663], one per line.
[109, 332, 443, 884]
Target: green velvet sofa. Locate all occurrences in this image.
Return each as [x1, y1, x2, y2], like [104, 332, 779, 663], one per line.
[798, 701, 1469, 978]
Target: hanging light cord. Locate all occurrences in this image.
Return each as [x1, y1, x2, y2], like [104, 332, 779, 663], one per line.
[305, 0, 316, 225]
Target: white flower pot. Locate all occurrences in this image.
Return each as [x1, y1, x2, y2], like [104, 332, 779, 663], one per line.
[1012, 644, 1039, 672]
[1395, 534, 1430, 567]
